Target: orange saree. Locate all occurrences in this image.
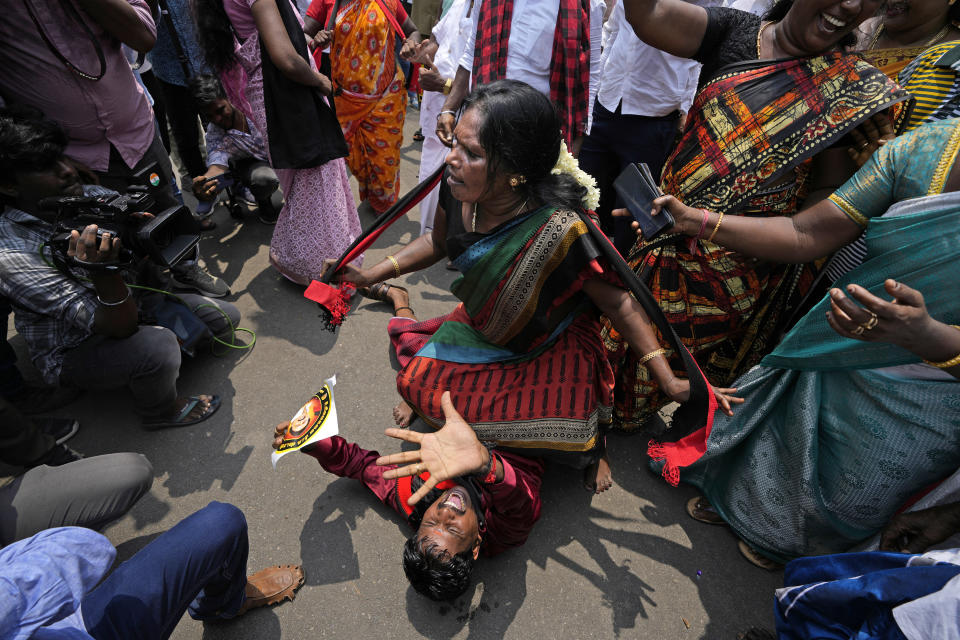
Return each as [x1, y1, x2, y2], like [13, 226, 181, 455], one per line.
[309, 0, 408, 212]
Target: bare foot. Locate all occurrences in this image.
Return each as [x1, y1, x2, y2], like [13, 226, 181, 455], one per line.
[393, 401, 415, 427]
[583, 454, 613, 494]
[387, 284, 416, 320]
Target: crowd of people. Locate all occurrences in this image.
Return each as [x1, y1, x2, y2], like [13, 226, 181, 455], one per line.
[2, 0, 960, 637]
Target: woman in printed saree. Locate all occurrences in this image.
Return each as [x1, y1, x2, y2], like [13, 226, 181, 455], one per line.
[857, 0, 960, 80]
[635, 118, 960, 567]
[897, 38, 960, 131]
[324, 80, 739, 493]
[304, 0, 421, 214]
[194, 0, 364, 285]
[599, 0, 912, 431]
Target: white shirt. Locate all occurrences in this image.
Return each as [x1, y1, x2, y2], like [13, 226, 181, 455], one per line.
[722, 0, 773, 15]
[459, 0, 600, 97]
[893, 550, 960, 640]
[419, 0, 472, 130]
[591, 0, 767, 124]
[433, 0, 472, 79]
[595, 0, 701, 118]
[586, 0, 605, 132]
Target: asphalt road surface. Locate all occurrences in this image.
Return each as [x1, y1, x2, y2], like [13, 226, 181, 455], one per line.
[6, 104, 782, 639]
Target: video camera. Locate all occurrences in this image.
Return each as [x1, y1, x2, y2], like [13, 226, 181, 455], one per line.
[41, 187, 200, 269]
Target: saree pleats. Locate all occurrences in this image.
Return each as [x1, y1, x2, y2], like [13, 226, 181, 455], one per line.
[675, 195, 960, 563]
[331, 0, 406, 213]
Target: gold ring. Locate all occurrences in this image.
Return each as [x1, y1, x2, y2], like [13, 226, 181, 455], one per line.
[852, 324, 865, 336]
[862, 312, 879, 331]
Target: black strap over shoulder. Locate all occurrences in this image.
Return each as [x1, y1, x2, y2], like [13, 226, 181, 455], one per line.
[157, 0, 194, 81]
[260, 0, 348, 169]
[574, 210, 713, 441]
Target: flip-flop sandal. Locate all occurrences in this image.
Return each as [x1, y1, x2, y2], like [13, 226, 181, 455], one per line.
[143, 395, 221, 430]
[737, 540, 784, 571]
[412, 128, 425, 142]
[686, 496, 727, 525]
[358, 282, 407, 303]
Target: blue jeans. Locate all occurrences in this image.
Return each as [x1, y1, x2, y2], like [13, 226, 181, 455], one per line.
[82, 502, 249, 640]
[578, 99, 680, 250]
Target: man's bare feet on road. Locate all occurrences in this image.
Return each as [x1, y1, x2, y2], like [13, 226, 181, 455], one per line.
[387, 286, 416, 320]
[393, 401, 415, 427]
[584, 455, 613, 494]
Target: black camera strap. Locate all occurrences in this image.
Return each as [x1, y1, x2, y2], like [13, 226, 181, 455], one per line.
[157, 0, 194, 81]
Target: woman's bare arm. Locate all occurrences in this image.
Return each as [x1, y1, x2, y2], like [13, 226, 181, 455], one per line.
[583, 278, 742, 414]
[621, 0, 709, 59]
[303, 14, 323, 37]
[641, 194, 865, 263]
[252, 0, 333, 94]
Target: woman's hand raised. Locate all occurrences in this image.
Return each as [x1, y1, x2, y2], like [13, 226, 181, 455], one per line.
[826, 279, 936, 350]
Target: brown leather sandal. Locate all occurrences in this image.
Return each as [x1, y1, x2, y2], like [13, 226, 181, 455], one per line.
[686, 496, 727, 525]
[737, 540, 783, 571]
[236, 564, 305, 615]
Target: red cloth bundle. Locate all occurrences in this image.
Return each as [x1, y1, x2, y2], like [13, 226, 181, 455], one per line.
[305, 165, 445, 330]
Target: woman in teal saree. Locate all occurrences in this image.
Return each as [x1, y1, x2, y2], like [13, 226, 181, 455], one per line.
[640, 118, 960, 565]
[326, 80, 737, 492]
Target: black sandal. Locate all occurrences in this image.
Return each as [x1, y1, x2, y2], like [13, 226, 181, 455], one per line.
[358, 282, 407, 303]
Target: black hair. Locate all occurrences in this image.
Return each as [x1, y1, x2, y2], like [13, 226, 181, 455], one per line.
[951, 2, 960, 24]
[461, 79, 585, 212]
[762, 0, 864, 49]
[402, 535, 475, 601]
[193, 0, 239, 73]
[0, 106, 68, 178]
[188, 73, 227, 110]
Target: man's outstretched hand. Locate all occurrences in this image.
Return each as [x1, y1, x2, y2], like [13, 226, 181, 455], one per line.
[376, 391, 488, 505]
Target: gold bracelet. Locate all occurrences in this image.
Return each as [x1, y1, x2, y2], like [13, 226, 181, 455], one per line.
[443, 77, 452, 95]
[637, 348, 667, 366]
[707, 210, 725, 243]
[923, 325, 960, 368]
[386, 255, 401, 279]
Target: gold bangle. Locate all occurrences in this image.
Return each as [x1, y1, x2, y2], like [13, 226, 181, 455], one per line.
[443, 77, 452, 95]
[707, 210, 724, 243]
[637, 348, 667, 366]
[386, 255, 401, 279]
[923, 325, 960, 368]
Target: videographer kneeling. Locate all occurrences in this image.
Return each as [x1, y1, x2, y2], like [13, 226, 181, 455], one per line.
[0, 108, 236, 429]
